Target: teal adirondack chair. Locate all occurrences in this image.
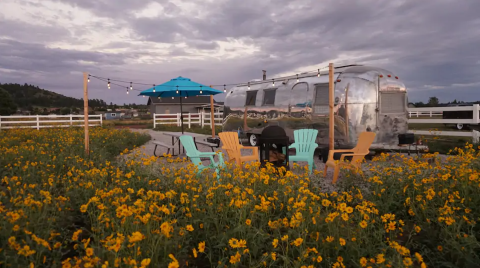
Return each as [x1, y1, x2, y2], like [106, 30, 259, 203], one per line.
[179, 135, 225, 176]
[288, 129, 318, 174]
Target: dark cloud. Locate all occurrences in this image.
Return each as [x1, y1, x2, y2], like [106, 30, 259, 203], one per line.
[1, 0, 479, 104]
[0, 18, 71, 43]
[0, 39, 128, 73]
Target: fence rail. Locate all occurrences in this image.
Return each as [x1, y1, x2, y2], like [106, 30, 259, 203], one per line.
[0, 115, 103, 130]
[408, 105, 480, 124]
[408, 129, 480, 143]
[408, 111, 443, 117]
[153, 112, 223, 129]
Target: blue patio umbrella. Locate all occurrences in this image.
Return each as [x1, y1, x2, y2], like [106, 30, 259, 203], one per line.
[139, 76, 223, 134]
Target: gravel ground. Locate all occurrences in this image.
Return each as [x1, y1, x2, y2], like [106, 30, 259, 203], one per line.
[124, 129, 450, 191]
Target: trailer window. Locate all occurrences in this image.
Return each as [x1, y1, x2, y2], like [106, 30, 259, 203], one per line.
[380, 92, 406, 114]
[262, 89, 277, 106]
[313, 84, 329, 114]
[291, 83, 309, 108]
[245, 91, 257, 106]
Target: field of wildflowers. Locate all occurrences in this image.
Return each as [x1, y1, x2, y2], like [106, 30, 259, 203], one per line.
[1, 127, 480, 268]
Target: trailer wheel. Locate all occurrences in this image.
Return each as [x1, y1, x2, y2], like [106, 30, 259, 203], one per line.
[456, 123, 464, 130]
[248, 134, 259, 146]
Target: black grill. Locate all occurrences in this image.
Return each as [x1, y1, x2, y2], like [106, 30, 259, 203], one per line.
[259, 126, 290, 169]
[398, 133, 414, 145]
[260, 125, 287, 139]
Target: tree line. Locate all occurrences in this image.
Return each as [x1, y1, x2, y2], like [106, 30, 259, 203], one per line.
[410, 96, 479, 107]
[0, 83, 146, 116]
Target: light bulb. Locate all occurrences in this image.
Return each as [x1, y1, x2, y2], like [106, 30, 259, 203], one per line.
[296, 74, 299, 82]
[248, 82, 250, 90]
[223, 84, 226, 93]
[200, 90, 202, 94]
[317, 69, 320, 77]
[272, 79, 275, 86]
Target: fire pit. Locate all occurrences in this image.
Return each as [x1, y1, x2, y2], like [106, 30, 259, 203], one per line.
[258, 125, 290, 169]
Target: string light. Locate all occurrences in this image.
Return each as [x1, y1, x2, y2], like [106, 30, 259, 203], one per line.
[88, 64, 336, 97]
[89, 64, 332, 90]
[126, 87, 129, 94]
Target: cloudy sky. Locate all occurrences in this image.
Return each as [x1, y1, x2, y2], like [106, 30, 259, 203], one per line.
[1, 0, 479, 105]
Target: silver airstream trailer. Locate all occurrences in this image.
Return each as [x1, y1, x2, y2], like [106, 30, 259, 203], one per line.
[222, 64, 409, 152]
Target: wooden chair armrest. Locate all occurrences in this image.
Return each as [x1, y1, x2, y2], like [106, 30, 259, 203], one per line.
[330, 149, 355, 153]
[328, 149, 355, 159]
[339, 153, 367, 162]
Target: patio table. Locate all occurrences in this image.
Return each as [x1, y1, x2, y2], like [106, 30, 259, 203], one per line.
[163, 132, 216, 156]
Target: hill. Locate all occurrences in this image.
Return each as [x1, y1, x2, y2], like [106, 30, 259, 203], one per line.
[0, 83, 106, 109]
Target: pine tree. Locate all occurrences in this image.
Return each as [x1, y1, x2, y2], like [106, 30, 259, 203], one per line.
[0, 87, 18, 115]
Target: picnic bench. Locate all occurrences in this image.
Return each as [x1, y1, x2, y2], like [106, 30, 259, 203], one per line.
[194, 140, 219, 152]
[152, 140, 175, 156]
[152, 132, 221, 157]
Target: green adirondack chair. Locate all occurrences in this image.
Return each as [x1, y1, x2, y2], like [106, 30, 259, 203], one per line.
[179, 135, 225, 176]
[288, 129, 318, 174]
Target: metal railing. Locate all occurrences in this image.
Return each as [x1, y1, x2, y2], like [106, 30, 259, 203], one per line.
[0, 114, 103, 130]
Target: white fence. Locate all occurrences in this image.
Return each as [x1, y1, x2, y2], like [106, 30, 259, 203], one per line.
[153, 112, 223, 129]
[408, 105, 480, 124]
[0, 115, 103, 130]
[408, 111, 443, 117]
[407, 104, 480, 143]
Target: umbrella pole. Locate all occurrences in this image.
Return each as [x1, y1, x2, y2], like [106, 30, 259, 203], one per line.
[329, 62, 334, 151]
[210, 95, 215, 138]
[180, 94, 184, 134]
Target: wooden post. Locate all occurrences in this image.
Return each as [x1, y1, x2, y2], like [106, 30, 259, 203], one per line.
[210, 95, 215, 138]
[243, 106, 248, 131]
[344, 84, 350, 143]
[328, 63, 334, 151]
[83, 72, 89, 156]
[473, 104, 480, 124]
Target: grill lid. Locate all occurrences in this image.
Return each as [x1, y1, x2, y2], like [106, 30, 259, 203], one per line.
[261, 125, 287, 138]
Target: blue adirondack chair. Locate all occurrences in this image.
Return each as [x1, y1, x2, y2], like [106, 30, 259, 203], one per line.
[179, 135, 225, 176]
[288, 129, 318, 174]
